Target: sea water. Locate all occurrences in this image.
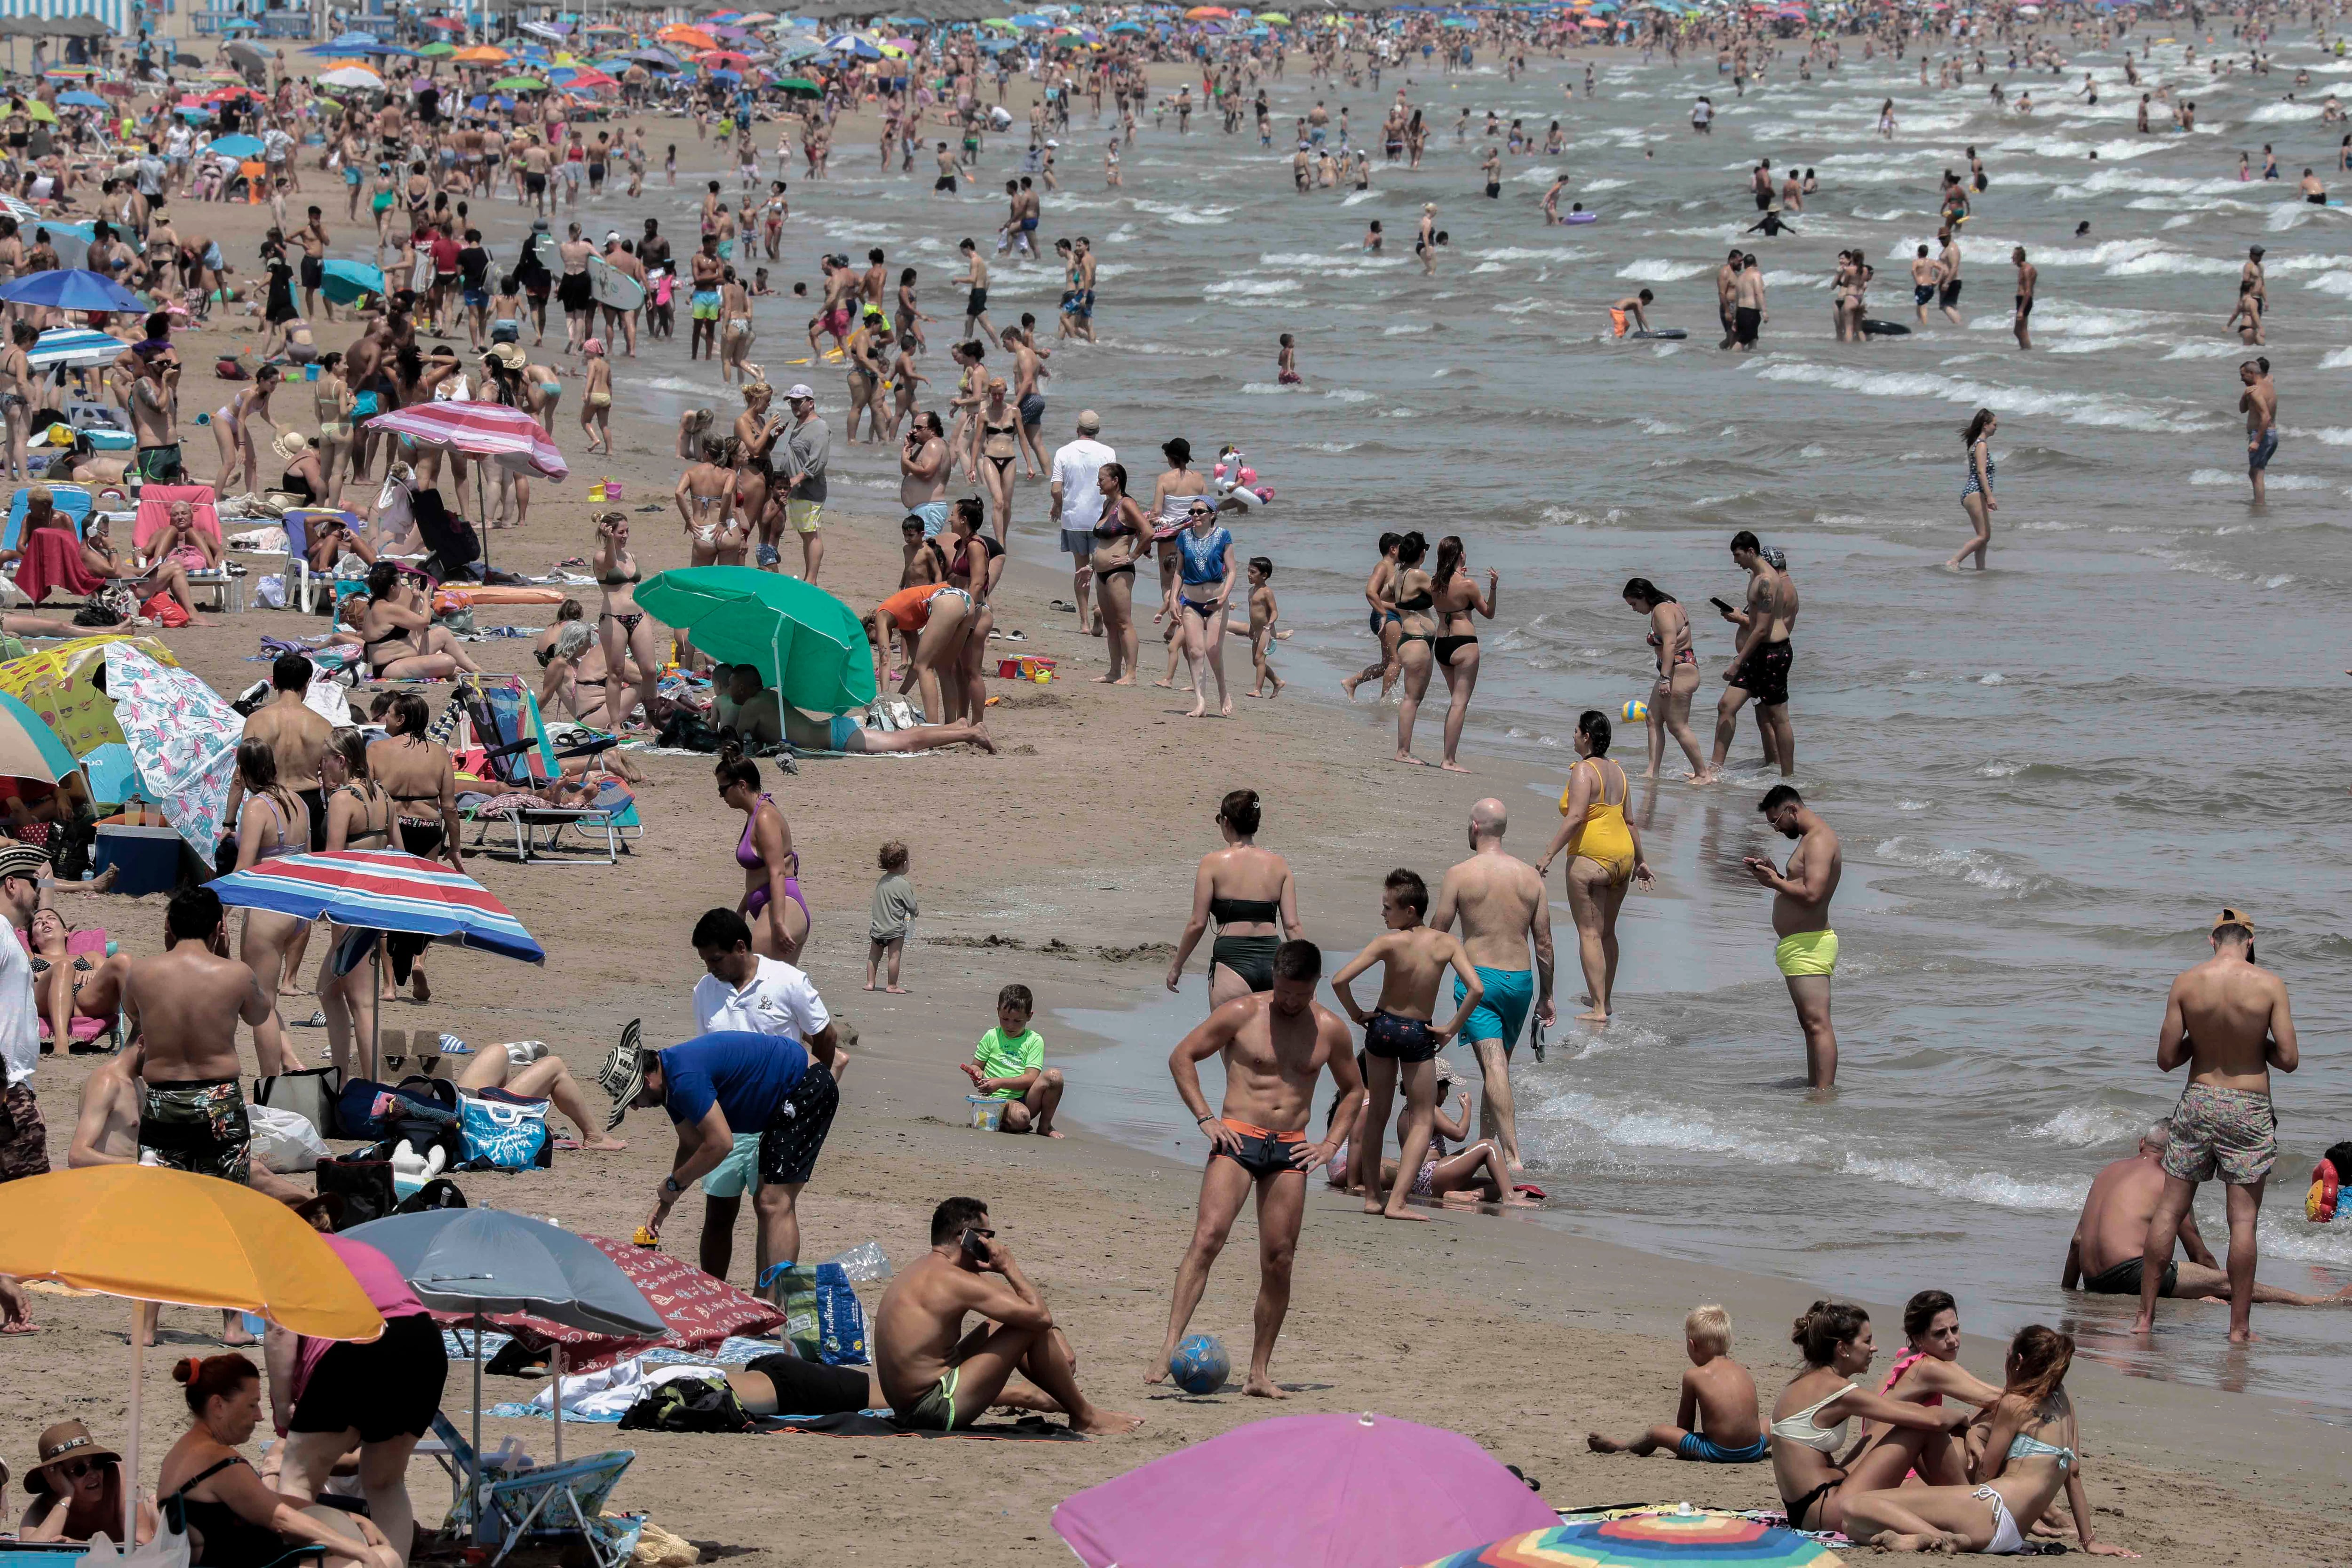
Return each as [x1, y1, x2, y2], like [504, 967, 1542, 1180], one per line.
[500, 40, 2352, 1413]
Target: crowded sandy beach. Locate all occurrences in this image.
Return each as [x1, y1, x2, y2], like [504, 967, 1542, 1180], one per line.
[0, 2, 2348, 1565]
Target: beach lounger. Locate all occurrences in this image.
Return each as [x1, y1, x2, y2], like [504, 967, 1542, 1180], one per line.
[132, 486, 238, 615]
[424, 1413, 637, 1568]
[459, 683, 625, 866]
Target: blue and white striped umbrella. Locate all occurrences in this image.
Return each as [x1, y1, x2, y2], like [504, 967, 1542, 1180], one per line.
[27, 328, 128, 372]
[209, 849, 546, 964]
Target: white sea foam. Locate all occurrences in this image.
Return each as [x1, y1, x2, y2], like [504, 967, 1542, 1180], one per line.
[2026, 1106, 2149, 1148]
[1841, 1153, 2087, 1212]
[1202, 278, 1301, 297]
[1747, 358, 2218, 434]
[1239, 382, 1305, 395]
[1323, 388, 1374, 403]
[1874, 836, 2038, 896]
[1618, 257, 1710, 282]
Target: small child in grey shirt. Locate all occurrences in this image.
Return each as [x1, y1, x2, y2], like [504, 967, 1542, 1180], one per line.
[866, 839, 917, 993]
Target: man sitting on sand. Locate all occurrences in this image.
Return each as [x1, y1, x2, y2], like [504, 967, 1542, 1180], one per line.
[872, 1195, 1141, 1435]
[2065, 1121, 2352, 1310]
[1587, 1303, 1767, 1463]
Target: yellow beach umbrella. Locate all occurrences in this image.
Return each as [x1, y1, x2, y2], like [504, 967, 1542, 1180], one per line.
[0, 633, 177, 757]
[0, 1166, 385, 1542]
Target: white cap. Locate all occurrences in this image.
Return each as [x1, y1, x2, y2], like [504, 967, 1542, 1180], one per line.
[784, 382, 815, 400]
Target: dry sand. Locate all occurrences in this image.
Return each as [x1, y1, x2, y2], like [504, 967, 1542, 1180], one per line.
[2, 108, 2346, 1568]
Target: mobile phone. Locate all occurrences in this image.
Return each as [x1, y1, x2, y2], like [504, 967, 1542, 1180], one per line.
[960, 1227, 986, 1262]
[1709, 596, 1736, 615]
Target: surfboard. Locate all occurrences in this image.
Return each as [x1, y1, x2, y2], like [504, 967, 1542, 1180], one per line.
[1629, 328, 1687, 340]
[1563, 210, 1599, 224]
[526, 231, 560, 272]
[1861, 319, 1912, 336]
[587, 254, 645, 312]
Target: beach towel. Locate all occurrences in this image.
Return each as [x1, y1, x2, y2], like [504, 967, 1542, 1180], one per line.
[759, 1412, 1087, 1441]
[13, 526, 103, 605]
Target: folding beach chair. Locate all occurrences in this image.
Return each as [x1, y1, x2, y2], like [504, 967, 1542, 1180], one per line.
[15, 924, 121, 1052]
[131, 485, 238, 615]
[278, 509, 370, 615]
[424, 1413, 637, 1568]
[458, 681, 624, 865]
[1, 484, 93, 550]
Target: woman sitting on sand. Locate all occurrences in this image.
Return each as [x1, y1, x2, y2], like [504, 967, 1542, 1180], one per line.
[718, 748, 809, 963]
[1769, 1301, 1974, 1538]
[157, 1354, 400, 1568]
[1861, 1289, 2009, 1486]
[1843, 1326, 2134, 1556]
[27, 908, 130, 1056]
[1166, 787, 1300, 1004]
[357, 561, 480, 680]
[17, 1420, 158, 1544]
[1322, 1055, 1532, 1207]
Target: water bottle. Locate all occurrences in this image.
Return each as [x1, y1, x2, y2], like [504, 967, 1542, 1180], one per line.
[822, 1240, 893, 1283]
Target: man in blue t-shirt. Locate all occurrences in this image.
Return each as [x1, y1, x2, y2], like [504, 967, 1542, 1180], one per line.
[602, 1020, 841, 1285]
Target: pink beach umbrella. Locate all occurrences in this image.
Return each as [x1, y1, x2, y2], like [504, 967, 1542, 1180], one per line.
[1052, 1411, 1558, 1568]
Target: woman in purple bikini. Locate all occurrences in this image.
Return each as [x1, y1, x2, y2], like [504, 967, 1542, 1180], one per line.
[716, 748, 809, 962]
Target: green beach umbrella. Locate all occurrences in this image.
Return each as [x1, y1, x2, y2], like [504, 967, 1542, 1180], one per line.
[416, 41, 455, 56]
[635, 566, 875, 715]
[778, 76, 821, 93]
[492, 75, 549, 91]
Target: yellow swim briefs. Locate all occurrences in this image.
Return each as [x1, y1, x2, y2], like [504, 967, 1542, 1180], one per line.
[1774, 928, 1839, 978]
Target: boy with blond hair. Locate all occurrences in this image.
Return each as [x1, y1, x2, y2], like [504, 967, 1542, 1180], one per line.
[1586, 1304, 1766, 1463]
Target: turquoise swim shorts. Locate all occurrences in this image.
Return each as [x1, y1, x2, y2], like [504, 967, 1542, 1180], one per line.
[701, 1130, 763, 1198]
[1456, 965, 1534, 1054]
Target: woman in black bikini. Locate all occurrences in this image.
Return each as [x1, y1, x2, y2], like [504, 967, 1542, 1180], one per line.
[367, 694, 462, 1011]
[593, 513, 661, 730]
[158, 1355, 400, 1568]
[975, 375, 1020, 540]
[356, 562, 480, 680]
[1420, 535, 1496, 773]
[1165, 788, 1303, 1008]
[1087, 461, 1151, 685]
[946, 497, 1004, 724]
[316, 728, 396, 1077]
[1388, 531, 1438, 765]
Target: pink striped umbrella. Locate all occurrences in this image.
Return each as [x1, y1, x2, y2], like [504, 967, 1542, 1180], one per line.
[367, 400, 569, 479]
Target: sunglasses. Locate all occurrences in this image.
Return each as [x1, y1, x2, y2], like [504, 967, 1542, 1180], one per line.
[51, 1458, 101, 1482]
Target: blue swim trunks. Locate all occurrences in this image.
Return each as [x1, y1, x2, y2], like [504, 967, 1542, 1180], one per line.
[1455, 965, 1534, 1054]
[827, 714, 857, 750]
[912, 499, 952, 537]
[2249, 427, 2278, 473]
[1677, 1432, 1769, 1464]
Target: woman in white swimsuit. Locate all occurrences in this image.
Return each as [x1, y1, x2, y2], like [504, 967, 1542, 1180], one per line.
[1770, 1301, 1973, 1538]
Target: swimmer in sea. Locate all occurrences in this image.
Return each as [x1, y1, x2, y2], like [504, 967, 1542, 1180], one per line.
[1935, 227, 1964, 326]
[2227, 281, 2265, 346]
[1276, 333, 1301, 387]
[1415, 203, 1438, 276]
[2239, 357, 2276, 503]
[1608, 291, 1653, 337]
[2011, 247, 2036, 350]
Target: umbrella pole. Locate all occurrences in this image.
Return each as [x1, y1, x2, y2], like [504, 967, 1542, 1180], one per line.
[125, 1300, 142, 1547]
[471, 1311, 486, 1544]
[475, 455, 492, 576]
[368, 938, 381, 1084]
[550, 1344, 563, 1464]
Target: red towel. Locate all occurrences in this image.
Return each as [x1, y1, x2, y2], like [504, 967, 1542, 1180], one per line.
[14, 526, 103, 606]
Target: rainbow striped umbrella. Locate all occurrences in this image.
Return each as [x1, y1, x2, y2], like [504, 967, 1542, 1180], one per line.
[1422, 1512, 1845, 1567]
[209, 850, 544, 964]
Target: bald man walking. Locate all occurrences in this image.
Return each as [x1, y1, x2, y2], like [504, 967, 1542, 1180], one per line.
[1429, 799, 1555, 1172]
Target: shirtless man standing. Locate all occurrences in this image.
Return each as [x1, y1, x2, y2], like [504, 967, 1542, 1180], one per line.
[223, 654, 332, 853]
[955, 239, 993, 342]
[2069, 1120, 2348, 1313]
[1709, 531, 1792, 778]
[1427, 800, 1554, 1172]
[1714, 248, 1741, 349]
[1155, 939, 1361, 1395]
[2239, 357, 2277, 503]
[1909, 244, 1942, 326]
[1743, 785, 1840, 1090]
[1730, 253, 1765, 351]
[1330, 871, 1480, 1220]
[873, 1195, 1141, 1434]
[2132, 910, 2298, 1343]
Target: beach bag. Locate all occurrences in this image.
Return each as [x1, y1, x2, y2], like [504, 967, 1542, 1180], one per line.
[254, 1065, 342, 1139]
[458, 1087, 552, 1170]
[814, 1262, 867, 1366]
[617, 1374, 753, 1435]
[143, 589, 191, 629]
[759, 1264, 821, 1361]
[314, 1151, 399, 1230]
[248, 1103, 331, 1173]
[389, 1074, 464, 1164]
[333, 1077, 400, 1139]
[397, 1175, 469, 1215]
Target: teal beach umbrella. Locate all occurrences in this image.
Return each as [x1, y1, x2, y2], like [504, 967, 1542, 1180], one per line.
[634, 566, 875, 714]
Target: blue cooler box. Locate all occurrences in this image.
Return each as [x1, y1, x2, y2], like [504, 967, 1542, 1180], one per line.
[94, 823, 186, 898]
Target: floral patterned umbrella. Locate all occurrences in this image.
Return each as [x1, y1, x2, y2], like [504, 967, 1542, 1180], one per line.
[104, 642, 244, 851]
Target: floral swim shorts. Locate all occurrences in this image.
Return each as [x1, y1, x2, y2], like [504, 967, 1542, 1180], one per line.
[2161, 1083, 2277, 1188]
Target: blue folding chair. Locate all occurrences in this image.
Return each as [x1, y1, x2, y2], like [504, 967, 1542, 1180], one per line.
[423, 1413, 637, 1568]
[2, 485, 93, 551]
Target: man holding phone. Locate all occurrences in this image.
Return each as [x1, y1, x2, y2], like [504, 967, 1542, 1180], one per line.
[872, 1197, 1141, 1434]
[1709, 531, 1795, 779]
[1154, 939, 1363, 1398]
[1743, 785, 1842, 1090]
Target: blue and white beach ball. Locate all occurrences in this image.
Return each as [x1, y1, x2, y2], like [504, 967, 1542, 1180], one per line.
[1168, 1332, 1231, 1394]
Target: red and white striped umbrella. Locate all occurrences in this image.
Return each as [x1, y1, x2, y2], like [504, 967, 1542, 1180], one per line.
[367, 401, 569, 479]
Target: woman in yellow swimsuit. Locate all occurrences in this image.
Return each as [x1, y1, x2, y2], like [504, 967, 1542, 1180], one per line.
[1537, 710, 1651, 1023]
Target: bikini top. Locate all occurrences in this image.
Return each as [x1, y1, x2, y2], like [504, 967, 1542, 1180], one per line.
[1209, 894, 1279, 927]
[1769, 1382, 1855, 1454]
[1394, 584, 1435, 613]
[246, 794, 303, 861]
[2007, 1432, 2075, 1472]
[336, 782, 393, 849]
[598, 557, 641, 587]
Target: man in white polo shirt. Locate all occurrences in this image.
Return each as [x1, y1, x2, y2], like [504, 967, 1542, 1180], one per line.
[1047, 409, 1112, 636]
[687, 907, 843, 1281]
